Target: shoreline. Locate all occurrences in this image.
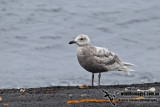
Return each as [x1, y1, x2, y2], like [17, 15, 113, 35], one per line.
[0, 82, 159, 107]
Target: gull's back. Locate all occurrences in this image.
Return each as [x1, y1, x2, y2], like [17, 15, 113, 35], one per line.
[77, 45, 122, 73]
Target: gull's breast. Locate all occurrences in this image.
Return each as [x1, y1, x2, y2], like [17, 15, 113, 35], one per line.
[77, 47, 107, 73]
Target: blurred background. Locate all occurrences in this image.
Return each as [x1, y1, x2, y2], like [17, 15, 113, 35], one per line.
[0, 0, 160, 89]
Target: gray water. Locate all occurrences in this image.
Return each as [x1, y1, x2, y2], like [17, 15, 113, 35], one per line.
[0, 0, 160, 89]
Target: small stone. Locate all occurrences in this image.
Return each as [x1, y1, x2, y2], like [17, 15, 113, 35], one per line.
[68, 94, 73, 97]
[3, 104, 8, 106]
[0, 97, 2, 101]
[81, 94, 87, 97]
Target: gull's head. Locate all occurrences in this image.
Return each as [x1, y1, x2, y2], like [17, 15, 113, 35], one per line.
[69, 34, 91, 46]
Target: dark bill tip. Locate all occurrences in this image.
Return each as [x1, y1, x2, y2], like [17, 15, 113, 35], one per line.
[69, 41, 76, 44]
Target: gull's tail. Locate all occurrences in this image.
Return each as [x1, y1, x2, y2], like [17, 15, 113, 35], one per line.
[119, 66, 134, 76]
[123, 62, 136, 66]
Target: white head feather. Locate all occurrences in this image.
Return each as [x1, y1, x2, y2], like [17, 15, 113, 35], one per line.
[74, 34, 91, 46]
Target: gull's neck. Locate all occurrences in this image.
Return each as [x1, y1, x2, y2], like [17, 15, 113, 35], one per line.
[78, 44, 91, 48]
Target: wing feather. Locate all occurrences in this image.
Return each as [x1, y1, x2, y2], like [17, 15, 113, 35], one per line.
[93, 47, 123, 66]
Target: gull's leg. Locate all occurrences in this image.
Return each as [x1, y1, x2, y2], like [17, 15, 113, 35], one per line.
[92, 73, 94, 86]
[98, 72, 101, 86]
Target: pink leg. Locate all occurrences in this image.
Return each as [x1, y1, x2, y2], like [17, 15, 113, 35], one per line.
[92, 73, 94, 86]
[98, 72, 101, 86]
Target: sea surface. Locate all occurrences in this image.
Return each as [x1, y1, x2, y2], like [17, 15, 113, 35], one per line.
[0, 0, 160, 89]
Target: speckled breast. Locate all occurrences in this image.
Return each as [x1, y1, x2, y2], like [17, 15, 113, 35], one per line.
[77, 47, 107, 73]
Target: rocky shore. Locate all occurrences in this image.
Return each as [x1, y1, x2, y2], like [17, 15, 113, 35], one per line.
[0, 82, 159, 107]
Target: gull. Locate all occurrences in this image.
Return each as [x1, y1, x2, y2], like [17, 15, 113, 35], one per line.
[69, 34, 135, 86]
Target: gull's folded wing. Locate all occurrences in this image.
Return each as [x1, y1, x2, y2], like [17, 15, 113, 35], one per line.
[92, 47, 123, 66]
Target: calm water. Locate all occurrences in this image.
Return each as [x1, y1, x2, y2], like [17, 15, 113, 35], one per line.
[0, 0, 160, 89]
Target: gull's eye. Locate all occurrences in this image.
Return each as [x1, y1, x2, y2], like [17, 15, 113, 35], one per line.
[80, 38, 84, 40]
